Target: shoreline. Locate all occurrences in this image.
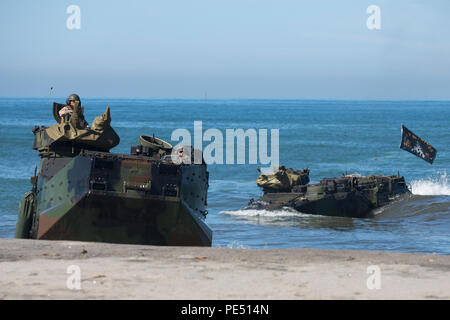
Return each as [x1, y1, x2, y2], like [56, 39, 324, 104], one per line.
[0, 238, 449, 299]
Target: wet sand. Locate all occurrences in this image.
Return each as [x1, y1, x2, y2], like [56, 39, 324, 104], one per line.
[0, 238, 449, 300]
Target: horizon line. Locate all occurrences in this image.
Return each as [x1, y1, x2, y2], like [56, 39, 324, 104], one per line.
[1, 96, 450, 102]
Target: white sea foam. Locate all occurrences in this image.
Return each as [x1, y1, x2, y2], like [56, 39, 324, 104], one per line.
[226, 240, 250, 249]
[372, 206, 386, 216]
[410, 172, 450, 196]
[220, 207, 307, 218]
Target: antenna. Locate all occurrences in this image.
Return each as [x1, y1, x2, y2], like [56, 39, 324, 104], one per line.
[47, 86, 54, 107]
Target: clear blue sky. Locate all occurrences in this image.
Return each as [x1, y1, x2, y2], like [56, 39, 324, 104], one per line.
[1, 0, 449, 99]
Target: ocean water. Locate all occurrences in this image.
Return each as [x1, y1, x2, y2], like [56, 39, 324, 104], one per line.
[0, 98, 449, 254]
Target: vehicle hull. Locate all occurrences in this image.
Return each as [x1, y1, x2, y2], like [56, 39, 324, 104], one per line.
[249, 174, 411, 218]
[17, 149, 212, 246]
[38, 191, 212, 246]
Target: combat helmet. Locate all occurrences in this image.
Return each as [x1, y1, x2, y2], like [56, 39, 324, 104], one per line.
[66, 93, 81, 106]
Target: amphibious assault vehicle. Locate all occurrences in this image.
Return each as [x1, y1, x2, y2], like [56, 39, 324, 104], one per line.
[15, 103, 212, 246]
[247, 166, 411, 218]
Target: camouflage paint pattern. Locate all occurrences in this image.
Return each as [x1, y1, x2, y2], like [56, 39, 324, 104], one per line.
[16, 106, 212, 246]
[18, 149, 211, 246]
[249, 171, 410, 218]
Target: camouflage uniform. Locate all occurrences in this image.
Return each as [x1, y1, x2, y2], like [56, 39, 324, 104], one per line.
[57, 96, 89, 129]
[256, 166, 310, 193]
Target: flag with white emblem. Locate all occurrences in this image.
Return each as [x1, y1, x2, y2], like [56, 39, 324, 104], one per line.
[400, 125, 437, 164]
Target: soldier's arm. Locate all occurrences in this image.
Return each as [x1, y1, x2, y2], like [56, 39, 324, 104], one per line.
[58, 106, 73, 123]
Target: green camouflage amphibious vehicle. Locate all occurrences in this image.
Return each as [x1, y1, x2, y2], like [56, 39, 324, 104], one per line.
[15, 103, 212, 246]
[248, 166, 411, 218]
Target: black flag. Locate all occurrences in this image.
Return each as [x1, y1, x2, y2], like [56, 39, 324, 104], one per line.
[400, 125, 437, 164]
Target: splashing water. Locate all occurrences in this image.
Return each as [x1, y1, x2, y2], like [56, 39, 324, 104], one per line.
[220, 207, 306, 218]
[226, 240, 250, 249]
[410, 172, 450, 196]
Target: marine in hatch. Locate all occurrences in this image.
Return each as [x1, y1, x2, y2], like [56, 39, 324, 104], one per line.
[55, 93, 89, 129]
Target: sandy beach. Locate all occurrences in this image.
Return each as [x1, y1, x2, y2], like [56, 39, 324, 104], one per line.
[0, 238, 448, 300]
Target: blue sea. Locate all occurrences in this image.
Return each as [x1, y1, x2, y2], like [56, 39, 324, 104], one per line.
[0, 98, 449, 254]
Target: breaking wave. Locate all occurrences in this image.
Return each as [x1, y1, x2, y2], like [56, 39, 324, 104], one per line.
[410, 172, 450, 196]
